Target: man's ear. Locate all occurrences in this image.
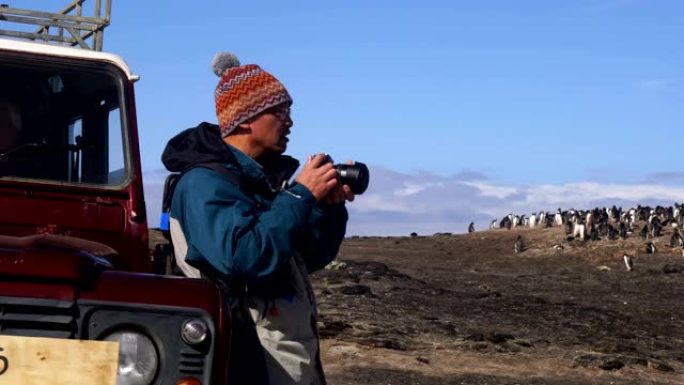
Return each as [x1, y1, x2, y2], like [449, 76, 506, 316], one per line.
[235, 121, 252, 133]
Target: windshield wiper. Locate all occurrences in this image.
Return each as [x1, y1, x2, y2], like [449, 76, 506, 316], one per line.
[0, 141, 48, 161]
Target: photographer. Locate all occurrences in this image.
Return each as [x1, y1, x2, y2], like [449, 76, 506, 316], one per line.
[0, 97, 22, 155]
[161, 52, 353, 385]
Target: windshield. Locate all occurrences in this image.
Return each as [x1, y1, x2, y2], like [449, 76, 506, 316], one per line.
[0, 58, 128, 186]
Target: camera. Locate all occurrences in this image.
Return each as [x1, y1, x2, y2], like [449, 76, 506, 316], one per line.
[323, 155, 369, 195]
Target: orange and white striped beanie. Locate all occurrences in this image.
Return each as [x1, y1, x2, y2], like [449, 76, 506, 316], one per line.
[212, 52, 292, 137]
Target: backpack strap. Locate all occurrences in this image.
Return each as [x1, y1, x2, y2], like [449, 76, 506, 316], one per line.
[158, 162, 244, 275]
[196, 162, 243, 191]
[159, 173, 180, 239]
[159, 163, 243, 235]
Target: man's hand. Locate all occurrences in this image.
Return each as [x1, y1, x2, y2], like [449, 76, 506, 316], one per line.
[295, 154, 339, 201]
[320, 184, 355, 205]
[321, 160, 356, 205]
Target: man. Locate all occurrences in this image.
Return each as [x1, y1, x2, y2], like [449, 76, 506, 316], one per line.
[162, 52, 353, 385]
[0, 98, 28, 177]
[0, 98, 22, 155]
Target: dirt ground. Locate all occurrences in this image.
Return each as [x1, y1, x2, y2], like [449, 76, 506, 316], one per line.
[149, 223, 684, 384]
[314, 225, 684, 385]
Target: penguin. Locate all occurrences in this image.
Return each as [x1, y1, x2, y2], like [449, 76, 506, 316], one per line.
[514, 235, 525, 254]
[500, 215, 512, 230]
[670, 228, 683, 248]
[590, 225, 600, 241]
[468, 222, 475, 233]
[554, 208, 563, 226]
[607, 224, 618, 240]
[619, 221, 628, 240]
[564, 220, 573, 236]
[623, 254, 633, 271]
[646, 241, 657, 254]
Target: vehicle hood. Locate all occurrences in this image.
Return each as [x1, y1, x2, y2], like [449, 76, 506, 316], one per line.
[0, 233, 119, 284]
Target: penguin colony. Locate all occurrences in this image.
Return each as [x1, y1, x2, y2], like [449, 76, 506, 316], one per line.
[474, 203, 684, 263]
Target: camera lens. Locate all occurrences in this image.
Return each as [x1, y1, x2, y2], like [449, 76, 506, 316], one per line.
[334, 162, 369, 195]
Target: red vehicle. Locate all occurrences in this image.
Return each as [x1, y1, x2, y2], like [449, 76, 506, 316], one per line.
[0, 2, 230, 384]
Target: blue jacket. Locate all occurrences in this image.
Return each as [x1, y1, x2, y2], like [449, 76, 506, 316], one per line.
[162, 122, 347, 384]
[162, 122, 348, 290]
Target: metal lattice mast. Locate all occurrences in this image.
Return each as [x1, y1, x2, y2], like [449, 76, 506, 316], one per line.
[0, 0, 111, 51]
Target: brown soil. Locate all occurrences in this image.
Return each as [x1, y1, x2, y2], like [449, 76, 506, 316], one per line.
[150, 224, 684, 384]
[314, 226, 684, 385]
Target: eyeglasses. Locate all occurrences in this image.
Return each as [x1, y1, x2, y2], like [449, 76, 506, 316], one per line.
[268, 105, 291, 123]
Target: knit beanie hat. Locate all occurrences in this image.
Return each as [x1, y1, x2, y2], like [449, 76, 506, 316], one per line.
[212, 52, 292, 137]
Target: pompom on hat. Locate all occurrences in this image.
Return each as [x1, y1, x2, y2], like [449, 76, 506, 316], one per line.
[212, 52, 292, 137]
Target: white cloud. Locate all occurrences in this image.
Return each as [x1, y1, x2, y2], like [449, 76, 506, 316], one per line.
[394, 182, 442, 197]
[462, 181, 519, 199]
[634, 79, 674, 92]
[524, 182, 684, 207]
[143, 165, 683, 237]
[353, 193, 414, 213]
[394, 183, 425, 197]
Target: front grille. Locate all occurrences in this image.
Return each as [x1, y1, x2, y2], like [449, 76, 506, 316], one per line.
[179, 350, 205, 375]
[0, 296, 78, 339]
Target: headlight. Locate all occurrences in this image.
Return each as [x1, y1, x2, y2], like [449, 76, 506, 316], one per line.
[104, 330, 159, 385]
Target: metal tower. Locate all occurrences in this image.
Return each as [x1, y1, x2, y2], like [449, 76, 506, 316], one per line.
[0, 0, 111, 51]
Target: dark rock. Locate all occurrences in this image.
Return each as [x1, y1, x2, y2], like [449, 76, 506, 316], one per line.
[648, 360, 674, 372]
[466, 332, 484, 342]
[624, 356, 648, 366]
[374, 339, 407, 351]
[600, 359, 624, 371]
[574, 353, 642, 371]
[340, 261, 390, 280]
[468, 342, 490, 351]
[441, 325, 459, 337]
[663, 264, 684, 274]
[340, 284, 372, 296]
[572, 354, 601, 368]
[319, 320, 351, 338]
[432, 232, 452, 237]
[484, 331, 514, 344]
[476, 285, 502, 299]
[595, 342, 637, 354]
[513, 339, 532, 348]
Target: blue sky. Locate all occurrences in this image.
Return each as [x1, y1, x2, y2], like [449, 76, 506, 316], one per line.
[10, 1, 684, 235]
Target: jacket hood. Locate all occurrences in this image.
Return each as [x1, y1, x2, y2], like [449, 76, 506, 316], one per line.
[162, 122, 236, 173]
